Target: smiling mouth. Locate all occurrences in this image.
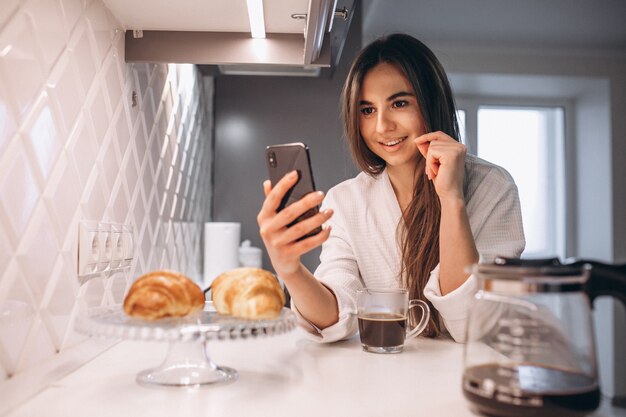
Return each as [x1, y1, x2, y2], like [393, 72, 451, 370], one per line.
[379, 137, 407, 147]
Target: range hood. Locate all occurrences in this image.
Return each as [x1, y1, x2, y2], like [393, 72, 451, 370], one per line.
[101, 0, 355, 76]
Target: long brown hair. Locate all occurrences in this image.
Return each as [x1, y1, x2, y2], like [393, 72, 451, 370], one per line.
[341, 34, 460, 337]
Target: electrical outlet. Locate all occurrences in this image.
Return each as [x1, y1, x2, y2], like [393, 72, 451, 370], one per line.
[78, 221, 135, 280]
[96, 222, 111, 272]
[121, 224, 134, 267]
[110, 224, 123, 269]
[78, 221, 99, 276]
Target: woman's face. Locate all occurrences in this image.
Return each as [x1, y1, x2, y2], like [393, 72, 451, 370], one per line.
[358, 62, 426, 170]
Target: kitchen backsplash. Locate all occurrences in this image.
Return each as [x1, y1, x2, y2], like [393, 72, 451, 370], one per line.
[0, 0, 213, 412]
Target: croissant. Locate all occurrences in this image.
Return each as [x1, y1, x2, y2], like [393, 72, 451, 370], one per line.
[123, 270, 205, 320]
[211, 267, 286, 319]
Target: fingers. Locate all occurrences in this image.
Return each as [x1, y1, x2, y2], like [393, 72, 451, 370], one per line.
[425, 152, 439, 180]
[278, 190, 325, 224]
[263, 180, 271, 197]
[414, 132, 465, 180]
[414, 136, 429, 158]
[258, 177, 330, 247]
[282, 224, 332, 256]
[262, 190, 326, 239]
[258, 203, 333, 260]
[274, 208, 334, 246]
[267, 227, 332, 260]
[258, 170, 298, 221]
[415, 133, 442, 180]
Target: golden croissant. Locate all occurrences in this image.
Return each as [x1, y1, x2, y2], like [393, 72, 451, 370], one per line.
[211, 267, 286, 319]
[123, 270, 205, 320]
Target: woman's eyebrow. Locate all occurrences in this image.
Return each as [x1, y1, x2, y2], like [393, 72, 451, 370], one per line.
[359, 91, 415, 106]
[387, 91, 414, 101]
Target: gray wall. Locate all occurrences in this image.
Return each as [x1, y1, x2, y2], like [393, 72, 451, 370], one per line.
[212, 10, 361, 273]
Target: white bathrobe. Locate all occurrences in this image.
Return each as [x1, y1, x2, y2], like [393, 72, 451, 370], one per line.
[292, 154, 525, 343]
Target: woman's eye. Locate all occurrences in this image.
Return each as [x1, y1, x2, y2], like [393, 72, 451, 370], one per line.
[392, 100, 408, 109]
[360, 107, 375, 116]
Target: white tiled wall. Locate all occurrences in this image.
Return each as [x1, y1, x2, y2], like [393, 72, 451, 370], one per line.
[0, 0, 212, 412]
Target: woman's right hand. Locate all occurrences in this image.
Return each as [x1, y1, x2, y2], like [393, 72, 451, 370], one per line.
[257, 170, 333, 278]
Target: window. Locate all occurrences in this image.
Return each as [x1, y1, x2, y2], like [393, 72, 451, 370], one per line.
[457, 102, 566, 258]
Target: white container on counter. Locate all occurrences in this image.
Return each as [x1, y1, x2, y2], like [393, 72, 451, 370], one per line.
[203, 222, 240, 288]
[238, 240, 263, 268]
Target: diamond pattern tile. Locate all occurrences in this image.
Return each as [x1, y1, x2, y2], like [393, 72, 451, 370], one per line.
[0, 84, 18, 157]
[46, 50, 84, 136]
[0, 141, 42, 246]
[86, 83, 111, 145]
[22, 0, 68, 73]
[114, 104, 130, 153]
[0, 0, 213, 408]
[59, 0, 83, 33]
[68, 19, 97, 95]
[0, 264, 37, 375]
[153, 104, 168, 141]
[111, 272, 129, 304]
[83, 169, 107, 221]
[135, 63, 152, 103]
[23, 92, 63, 183]
[0, 0, 20, 29]
[16, 204, 61, 306]
[40, 253, 79, 349]
[43, 152, 81, 240]
[103, 54, 122, 115]
[78, 275, 105, 309]
[131, 187, 147, 237]
[14, 318, 57, 374]
[151, 64, 167, 103]
[0, 12, 45, 122]
[143, 87, 156, 130]
[99, 131, 120, 192]
[0, 363, 7, 382]
[110, 178, 129, 223]
[84, 1, 113, 66]
[121, 143, 139, 200]
[0, 223, 12, 279]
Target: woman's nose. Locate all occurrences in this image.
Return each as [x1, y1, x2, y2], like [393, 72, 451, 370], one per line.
[375, 110, 395, 133]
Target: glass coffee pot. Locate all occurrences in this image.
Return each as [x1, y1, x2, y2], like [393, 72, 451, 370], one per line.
[463, 257, 626, 417]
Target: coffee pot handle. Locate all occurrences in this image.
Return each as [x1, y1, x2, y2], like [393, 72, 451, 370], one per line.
[568, 260, 626, 308]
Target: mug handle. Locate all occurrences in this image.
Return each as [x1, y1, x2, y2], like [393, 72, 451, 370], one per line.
[406, 299, 430, 339]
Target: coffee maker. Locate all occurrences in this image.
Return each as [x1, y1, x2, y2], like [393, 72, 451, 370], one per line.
[462, 258, 626, 417]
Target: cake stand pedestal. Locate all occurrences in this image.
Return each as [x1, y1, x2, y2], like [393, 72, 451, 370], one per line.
[75, 302, 297, 388]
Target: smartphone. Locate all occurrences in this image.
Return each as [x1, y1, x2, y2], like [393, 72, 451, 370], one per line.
[265, 142, 322, 239]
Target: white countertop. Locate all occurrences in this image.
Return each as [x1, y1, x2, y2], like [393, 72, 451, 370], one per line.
[7, 328, 626, 417]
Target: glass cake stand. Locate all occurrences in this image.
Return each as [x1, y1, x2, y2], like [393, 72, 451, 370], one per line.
[75, 302, 297, 388]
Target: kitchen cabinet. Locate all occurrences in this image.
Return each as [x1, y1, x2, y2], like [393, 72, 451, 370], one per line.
[101, 0, 355, 73]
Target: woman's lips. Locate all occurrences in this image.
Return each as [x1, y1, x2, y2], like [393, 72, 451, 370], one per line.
[379, 136, 407, 148]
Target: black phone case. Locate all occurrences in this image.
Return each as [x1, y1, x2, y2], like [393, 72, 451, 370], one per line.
[265, 142, 322, 239]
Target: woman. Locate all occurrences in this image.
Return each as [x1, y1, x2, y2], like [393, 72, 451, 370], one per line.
[257, 34, 525, 342]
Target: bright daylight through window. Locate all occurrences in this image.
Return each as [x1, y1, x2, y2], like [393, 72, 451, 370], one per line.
[456, 105, 566, 258]
[476, 107, 565, 258]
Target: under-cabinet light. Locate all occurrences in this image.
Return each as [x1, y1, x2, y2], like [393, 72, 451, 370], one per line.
[246, 0, 266, 39]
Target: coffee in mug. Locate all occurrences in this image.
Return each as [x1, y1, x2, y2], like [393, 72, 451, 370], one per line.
[357, 288, 430, 354]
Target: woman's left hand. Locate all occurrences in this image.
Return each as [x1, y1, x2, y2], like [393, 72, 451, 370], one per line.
[414, 131, 467, 203]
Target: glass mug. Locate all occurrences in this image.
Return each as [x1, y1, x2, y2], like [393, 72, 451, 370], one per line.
[357, 288, 431, 353]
